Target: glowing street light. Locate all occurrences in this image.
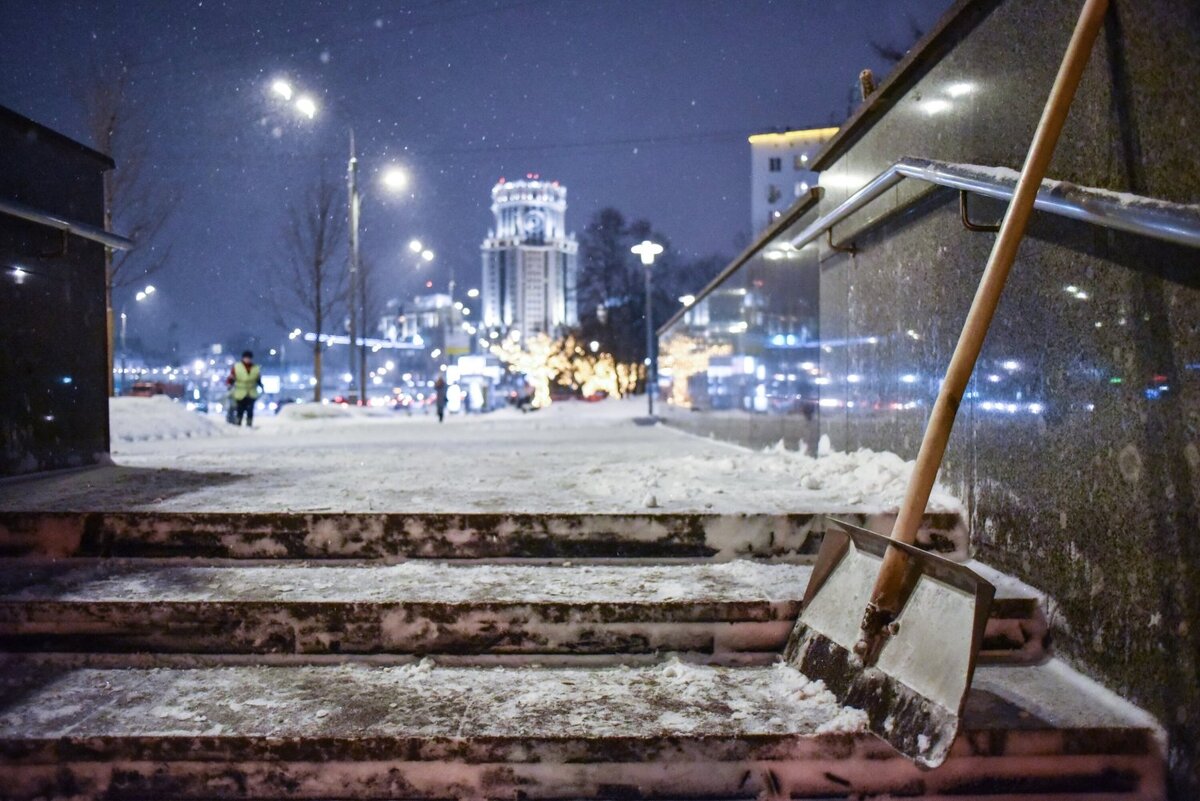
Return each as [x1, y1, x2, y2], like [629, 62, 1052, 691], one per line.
[295, 95, 318, 119]
[381, 166, 408, 192]
[631, 240, 664, 417]
[679, 294, 696, 307]
[631, 240, 663, 266]
[421, 249, 435, 262]
[467, 288, 479, 299]
[120, 285, 159, 395]
[271, 79, 293, 101]
[408, 239, 423, 253]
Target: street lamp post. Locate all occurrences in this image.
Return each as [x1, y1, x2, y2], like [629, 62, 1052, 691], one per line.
[271, 79, 409, 405]
[347, 129, 363, 403]
[631, 240, 663, 417]
[119, 285, 156, 395]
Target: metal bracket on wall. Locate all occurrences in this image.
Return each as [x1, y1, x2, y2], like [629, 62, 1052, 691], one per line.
[827, 228, 858, 254]
[960, 190, 1001, 233]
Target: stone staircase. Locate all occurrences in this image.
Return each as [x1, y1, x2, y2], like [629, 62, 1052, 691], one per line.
[0, 511, 1165, 799]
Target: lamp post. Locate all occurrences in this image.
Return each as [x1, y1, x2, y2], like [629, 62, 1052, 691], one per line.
[631, 240, 663, 417]
[271, 78, 408, 405]
[346, 130, 363, 403]
[119, 284, 156, 395]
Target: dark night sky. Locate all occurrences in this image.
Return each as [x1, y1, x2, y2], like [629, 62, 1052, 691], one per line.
[0, 0, 952, 353]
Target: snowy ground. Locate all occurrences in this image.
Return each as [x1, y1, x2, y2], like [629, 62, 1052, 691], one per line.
[1, 397, 961, 514]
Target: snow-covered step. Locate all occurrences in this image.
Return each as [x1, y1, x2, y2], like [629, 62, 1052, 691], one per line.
[0, 658, 1163, 800]
[0, 510, 967, 561]
[0, 560, 1045, 661]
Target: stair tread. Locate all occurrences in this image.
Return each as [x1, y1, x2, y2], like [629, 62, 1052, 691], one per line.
[0, 560, 810, 605]
[0, 559, 1037, 605]
[0, 659, 1154, 754]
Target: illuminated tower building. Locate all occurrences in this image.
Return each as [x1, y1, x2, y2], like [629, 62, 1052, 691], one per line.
[480, 174, 578, 340]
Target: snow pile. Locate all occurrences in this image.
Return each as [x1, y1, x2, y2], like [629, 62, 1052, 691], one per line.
[109, 397, 226, 443]
[273, 402, 412, 429]
[276, 403, 355, 422]
[607, 433, 962, 514]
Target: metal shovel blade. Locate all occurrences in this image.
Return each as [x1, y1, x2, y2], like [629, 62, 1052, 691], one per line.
[785, 519, 995, 768]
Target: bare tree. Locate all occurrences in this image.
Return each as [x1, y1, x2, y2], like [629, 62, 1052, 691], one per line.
[84, 65, 178, 396]
[272, 174, 347, 402]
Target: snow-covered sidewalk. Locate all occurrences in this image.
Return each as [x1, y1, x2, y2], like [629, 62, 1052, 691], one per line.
[3, 397, 961, 515]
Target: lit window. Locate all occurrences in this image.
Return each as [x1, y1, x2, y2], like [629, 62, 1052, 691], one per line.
[768, 157, 782, 172]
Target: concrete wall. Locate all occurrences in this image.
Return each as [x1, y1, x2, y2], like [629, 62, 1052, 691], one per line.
[0, 107, 112, 476]
[662, 0, 1200, 795]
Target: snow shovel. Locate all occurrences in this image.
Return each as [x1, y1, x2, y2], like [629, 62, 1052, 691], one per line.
[786, 0, 1110, 769]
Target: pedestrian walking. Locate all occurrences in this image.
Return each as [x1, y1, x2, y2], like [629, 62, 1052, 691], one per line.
[226, 350, 264, 427]
[434, 375, 448, 423]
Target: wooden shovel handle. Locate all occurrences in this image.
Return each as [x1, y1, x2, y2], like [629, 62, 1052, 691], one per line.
[865, 0, 1110, 628]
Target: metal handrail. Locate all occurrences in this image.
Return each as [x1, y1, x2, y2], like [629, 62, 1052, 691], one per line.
[0, 197, 134, 250]
[788, 156, 1200, 252]
[659, 157, 1199, 336]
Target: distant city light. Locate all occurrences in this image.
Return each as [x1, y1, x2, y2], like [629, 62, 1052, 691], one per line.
[295, 95, 317, 119]
[589, 341, 600, 353]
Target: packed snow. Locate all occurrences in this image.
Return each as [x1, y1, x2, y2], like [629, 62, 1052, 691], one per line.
[0, 658, 865, 740]
[1, 559, 813, 604]
[7, 398, 962, 516]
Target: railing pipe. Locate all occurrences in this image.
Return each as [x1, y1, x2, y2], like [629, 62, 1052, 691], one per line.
[788, 157, 1200, 253]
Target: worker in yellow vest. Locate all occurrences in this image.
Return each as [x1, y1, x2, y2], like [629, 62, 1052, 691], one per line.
[225, 350, 264, 427]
